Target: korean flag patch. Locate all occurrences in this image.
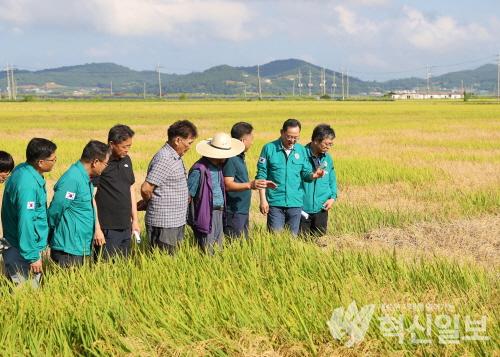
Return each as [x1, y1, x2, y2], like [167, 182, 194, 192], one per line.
[258, 157, 266, 164]
[27, 201, 35, 210]
[294, 153, 300, 160]
[65, 191, 76, 200]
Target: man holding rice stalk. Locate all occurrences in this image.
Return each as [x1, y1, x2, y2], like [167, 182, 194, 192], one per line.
[94, 124, 139, 260]
[48, 141, 110, 268]
[188, 132, 245, 254]
[223, 122, 267, 239]
[1, 138, 57, 287]
[256, 119, 325, 236]
[299, 124, 337, 237]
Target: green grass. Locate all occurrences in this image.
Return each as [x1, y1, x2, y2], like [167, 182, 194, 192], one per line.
[0, 233, 497, 356]
[0, 100, 499, 355]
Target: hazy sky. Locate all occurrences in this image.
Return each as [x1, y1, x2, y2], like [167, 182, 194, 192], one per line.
[1, 0, 499, 80]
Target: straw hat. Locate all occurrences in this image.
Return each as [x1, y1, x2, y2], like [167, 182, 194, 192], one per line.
[195, 132, 245, 159]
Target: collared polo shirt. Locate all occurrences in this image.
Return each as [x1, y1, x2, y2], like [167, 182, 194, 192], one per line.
[94, 155, 135, 229]
[48, 161, 95, 256]
[256, 139, 313, 208]
[145, 143, 188, 228]
[302, 144, 338, 214]
[1, 162, 48, 263]
[223, 153, 251, 214]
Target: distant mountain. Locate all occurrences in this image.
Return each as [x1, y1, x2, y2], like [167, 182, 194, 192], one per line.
[0, 59, 497, 96]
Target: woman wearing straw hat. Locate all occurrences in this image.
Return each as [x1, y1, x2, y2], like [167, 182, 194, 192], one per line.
[187, 132, 245, 254]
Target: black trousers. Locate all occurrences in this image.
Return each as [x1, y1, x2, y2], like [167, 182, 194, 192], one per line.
[299, 210, 328, 237]
[95, 228, 131, 261]
[51, 249, 85, 268]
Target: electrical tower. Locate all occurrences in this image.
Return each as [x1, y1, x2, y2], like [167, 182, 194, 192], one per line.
[497, 53, 500, 102]
[156, 64, 163, 98]
[297, 69, 303, 96]
[319, 68, 326, 96]
[341, 70, 345, 100]
[257, 64, 262, 100]
[307, 69, 313, 96]
[426, 65, 432, 96]
[331, 72, 336, 98]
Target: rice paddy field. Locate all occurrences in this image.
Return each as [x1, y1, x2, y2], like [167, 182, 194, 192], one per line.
[0, 100, 498, 356]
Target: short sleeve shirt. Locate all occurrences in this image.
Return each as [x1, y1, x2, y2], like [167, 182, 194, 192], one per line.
[223, 153, 251, 214]
[145, 144, 188, 228]
[94, 155, 135, 229]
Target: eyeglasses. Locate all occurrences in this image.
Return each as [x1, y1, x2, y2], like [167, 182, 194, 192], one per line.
[285, 135, 300, 141]
[43, 157, 57, 163]
[320, 142, 334, 148]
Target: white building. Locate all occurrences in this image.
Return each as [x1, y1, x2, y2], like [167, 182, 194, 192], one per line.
[391, 91, 463, 100]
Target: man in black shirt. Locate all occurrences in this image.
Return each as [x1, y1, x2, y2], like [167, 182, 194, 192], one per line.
[94, 124, 139, 259]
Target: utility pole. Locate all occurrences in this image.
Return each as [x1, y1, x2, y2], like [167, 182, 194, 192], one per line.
[307, 69, 313, 96]
[143, 82, 146, 99]
[257, 64, 262, 100]
[5, 65, 12, 100]
[10, 65, 16, 100]
[292, 78, 295, 97]
[110, 81, 113, 96]
[156, 64, 162, 98]
[298, 69, 303, 96]
[320, 68, 326, 96]
[497, 53, 500, 102]
[346, 70, 349, 99]
[426, 65, 432, 96]
[341, 70, 345, 100]
[331, 72, 336, 98]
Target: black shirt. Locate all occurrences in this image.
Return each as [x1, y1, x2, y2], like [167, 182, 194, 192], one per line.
[94, 155, 135, 229]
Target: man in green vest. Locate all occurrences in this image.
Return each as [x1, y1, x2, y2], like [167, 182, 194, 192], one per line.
[299, 124, 337, 237]
[48, 140, 110, 267]
[1, 138, 57, 286]
[256, 119, 325, 236]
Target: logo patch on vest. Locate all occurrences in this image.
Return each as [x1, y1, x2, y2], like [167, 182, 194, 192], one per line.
[258, 157, 266, 164]
[65, 192, 76, 200]
[27, 201, 35, 210]
[124, 164, 129, 168]
[294, 153, 300, 160]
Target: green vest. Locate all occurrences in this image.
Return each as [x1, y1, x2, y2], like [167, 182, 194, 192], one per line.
[1, 163, 48, 262]
[302, 144, 338, 214]
[48, 161, 95, 256]
[256, 139, 313, 208]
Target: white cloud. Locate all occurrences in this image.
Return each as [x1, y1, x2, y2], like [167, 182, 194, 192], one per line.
[325, 5, 381, 37]
[349, 0, 390, 6]
[0, 0, 252, 41]
[400, 6, 491, 51]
